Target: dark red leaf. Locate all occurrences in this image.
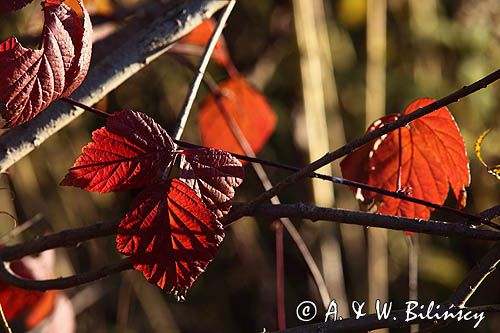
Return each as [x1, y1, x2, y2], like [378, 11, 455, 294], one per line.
[199, 76, 277, 156]
[0, 0, 33, 16]
[61, 110, 175, 193]
[179, 148, 244, 218]
[0, 0, 92, 128]
[340, 98, 470, 220]
[116, 179, 224, 298]
[172, 19, 231, 67]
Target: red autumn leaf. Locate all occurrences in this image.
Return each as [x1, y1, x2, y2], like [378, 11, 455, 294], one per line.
[61, 110, 175, 193]
[340, 98, 470, 220]
[0, 0, 33, 16]
[0, 0, 92, 128]
[0, 250, 70, 331]
[116, 179, 224, 298]
[171, 19, 231, 68]
[179, 148, 244, 218]
[199, 76, 277, 156]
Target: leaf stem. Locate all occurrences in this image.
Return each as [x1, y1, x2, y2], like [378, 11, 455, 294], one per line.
[60, 97, 110, 118]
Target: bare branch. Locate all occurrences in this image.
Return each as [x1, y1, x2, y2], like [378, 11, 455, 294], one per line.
[0, 220, 118, 262]
[0, 258, 132, 291]
[270, 242, 500, 333]
[447, 241, 500, 306]
[175, 139, 489, 225]
[226, 69, 500, 222]
[0, 0, 230, 173]
[0, 204, 497, 264]
[229, 203, 500, 240]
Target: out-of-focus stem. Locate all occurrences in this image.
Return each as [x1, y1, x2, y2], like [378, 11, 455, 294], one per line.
[365, 1, 388, 326]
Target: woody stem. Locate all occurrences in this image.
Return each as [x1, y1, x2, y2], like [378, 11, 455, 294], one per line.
[174, 139, 495, 228]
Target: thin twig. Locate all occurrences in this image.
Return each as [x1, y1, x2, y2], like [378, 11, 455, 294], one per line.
[0, 213, 44, 243]
[172, 54, 333, 309]
[269, 242, 500, 333]
[0, 258, 132, 291]
[408, 235, 419, 333]
[174, 139, 492, 227]
[172, 0, 236, 141]
[447, 241, 500, 307]
[226, 69, 500, 223]
[0, 303, 12, 333]
[214, 86, 332, 310]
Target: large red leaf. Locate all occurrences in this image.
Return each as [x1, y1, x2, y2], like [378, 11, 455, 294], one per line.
[340, 98, 470, 220]
[199, 76, 277, 156]
[0, 0, 92, 128]
[171, 19, 231, 67]
[61, 110, 175, 193]
[116, 179, 224, 298]
[0, 0, 33, 16]
[179, 148, 244, 218]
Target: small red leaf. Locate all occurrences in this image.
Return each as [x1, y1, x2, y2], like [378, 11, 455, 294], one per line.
[0, 0, 33, 16]
[199, 76, 277, 156]
[0, 0, 92, 128]
[61, 110, 175, 193]
[172, 19, 231, 67]
[179, 148, 244, 218]
[116, 179, 224, 298]
[0, 251, 57, 328]
[340, 98, 470, 220]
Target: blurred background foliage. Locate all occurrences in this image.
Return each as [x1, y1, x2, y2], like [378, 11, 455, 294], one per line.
[0, 0, 498, 332]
